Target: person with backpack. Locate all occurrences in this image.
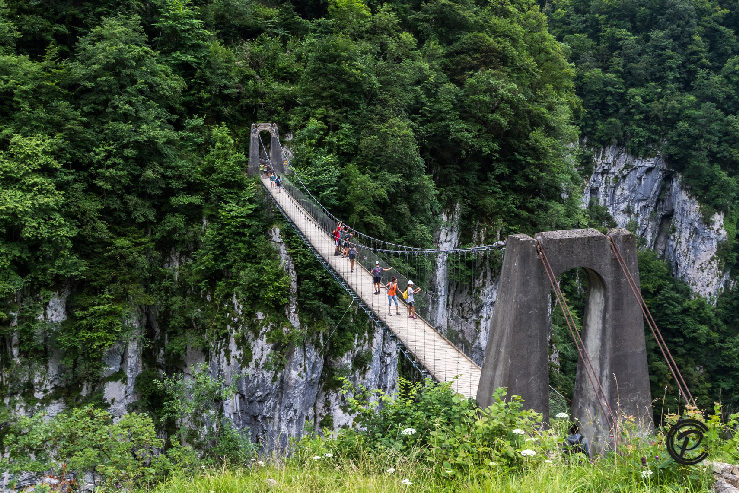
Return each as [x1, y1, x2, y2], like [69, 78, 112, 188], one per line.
[275, 175, 282, 193]
[386, 277, 400, 316]
[562, 421, 590, 458]
[371, 261, 392, 294]
[348, 243, 358, 272]
[405, 280, 421, 319]
[342, 228, 353, 257]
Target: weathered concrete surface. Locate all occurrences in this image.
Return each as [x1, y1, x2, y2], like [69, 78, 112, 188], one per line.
[476, 228, 652, 447]
[249, 123, 285, 176]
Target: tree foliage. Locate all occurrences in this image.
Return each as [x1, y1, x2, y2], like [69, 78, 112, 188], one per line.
[0, 0, 737, 456]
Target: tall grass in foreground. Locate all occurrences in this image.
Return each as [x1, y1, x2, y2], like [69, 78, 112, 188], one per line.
[153, 455, 713, 492]
[153, 378, 725, 492]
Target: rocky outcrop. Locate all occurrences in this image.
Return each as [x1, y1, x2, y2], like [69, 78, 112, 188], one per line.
[191, 226, 398, 450]
[583, 146, 729, 299]
[6, 225, 398, 454]
[428, 205, 499, 366]
[710, 462, 739, 492]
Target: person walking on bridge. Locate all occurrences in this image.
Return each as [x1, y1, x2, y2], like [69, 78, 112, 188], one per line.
[342, 228, 353, 257]
[371, 261, 392, 295]
[406, 280, 421, 319]
[386, 277, 400, 316]
[332, 222, 342, 256]
[348, 243, 357, 272]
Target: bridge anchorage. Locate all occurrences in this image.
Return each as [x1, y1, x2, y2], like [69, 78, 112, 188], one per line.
[251, 123, 699, 455]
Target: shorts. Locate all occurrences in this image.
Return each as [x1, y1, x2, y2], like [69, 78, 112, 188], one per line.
[344, 241, 350, 248]
[349, 254, 356, 259]
[407, 301, 414, 307]
[373, 276, 381, 284]
[388, 295, 398, 306]
[334, 239, 340, 246]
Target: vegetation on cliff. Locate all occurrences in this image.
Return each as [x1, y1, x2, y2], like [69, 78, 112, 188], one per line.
[0, 0, 738, 481]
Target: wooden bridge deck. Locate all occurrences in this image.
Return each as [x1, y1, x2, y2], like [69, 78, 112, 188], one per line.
[261, 176, 481, 399]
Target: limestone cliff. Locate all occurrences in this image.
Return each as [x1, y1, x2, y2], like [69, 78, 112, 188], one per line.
[5, 226, 398, 453]
[189, 226, 398, 450]
[428, 206, 499, 366]
[583, 145, 729, 299]
[429, 145, 731, 367]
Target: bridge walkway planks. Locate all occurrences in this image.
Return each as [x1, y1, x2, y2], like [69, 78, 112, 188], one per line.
[261, 176, 481, 399]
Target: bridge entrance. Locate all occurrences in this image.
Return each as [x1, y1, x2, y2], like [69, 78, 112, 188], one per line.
[477, 229, 653, 448]
[249, 123, 285, 176]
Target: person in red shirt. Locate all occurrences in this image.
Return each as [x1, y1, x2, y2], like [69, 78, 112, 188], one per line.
[332, 222, 342, 255]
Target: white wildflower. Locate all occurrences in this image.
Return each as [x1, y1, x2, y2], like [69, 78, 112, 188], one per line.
[555, 412, 569, 419]
[313, 456, 322, 460]
[445, 470, 453, 474]
[386, 468, 396, 474]
[401, 427, 417, 435]
[512, 428, 525, 435]
[257, 460, 265, 467]
[642, 470, 653, 479]
[525, 437, 538, 442]
[520, 449, 536, 457]
[488, 461, 497, 466]
[545, 460, 553, 463]
[324, 453, 333, 458]
[401, 479, 413, 485]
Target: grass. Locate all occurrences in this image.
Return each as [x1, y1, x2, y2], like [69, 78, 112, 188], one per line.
[152, 451, 714, 492]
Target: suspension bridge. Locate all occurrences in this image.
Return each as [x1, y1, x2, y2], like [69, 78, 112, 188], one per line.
[260, 173, 484, 398]
[251, 123, 698, 448]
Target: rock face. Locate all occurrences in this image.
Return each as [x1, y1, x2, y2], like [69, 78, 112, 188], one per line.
[8, 226, 398, 454]
[186, 226, 398, 450]
[711, 462, 739, 493]
[583, 145, 729, 299]
[428, 205, 499, 366]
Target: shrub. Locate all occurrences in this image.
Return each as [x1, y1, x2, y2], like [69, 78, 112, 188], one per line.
[0, 406, 167, 490]
[329, 378, 543, 476]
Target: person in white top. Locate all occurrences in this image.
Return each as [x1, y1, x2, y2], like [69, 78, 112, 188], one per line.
[406, 280, 421, 319]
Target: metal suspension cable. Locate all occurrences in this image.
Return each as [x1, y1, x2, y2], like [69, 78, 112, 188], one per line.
[607, 236, 697, 409]
[323, 299, 355, 351]
[536, 239, 618, 433]
[273, 138, 505, 255]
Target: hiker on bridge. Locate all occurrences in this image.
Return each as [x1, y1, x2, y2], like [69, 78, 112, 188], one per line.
[386, 277, 400, 316]
[269, 171, 276, 188]
[406, 280, 421, 319]
[342, 227, 353, 257]
[348, 243, 357, 272]
[275, 174, 283, 193]
[372, 261, 392, 294]
[332, 222, 343, 256]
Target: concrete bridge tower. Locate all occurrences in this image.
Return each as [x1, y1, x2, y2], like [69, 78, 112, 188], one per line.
[477, 229, 653, 450]
[249, 123, 285, 176]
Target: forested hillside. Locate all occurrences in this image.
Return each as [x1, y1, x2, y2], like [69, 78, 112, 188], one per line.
[1, 0, 738, 463]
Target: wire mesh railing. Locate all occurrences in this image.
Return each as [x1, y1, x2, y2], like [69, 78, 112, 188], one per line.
[277, 172, 496, 363]
[261, 171, 480, 398]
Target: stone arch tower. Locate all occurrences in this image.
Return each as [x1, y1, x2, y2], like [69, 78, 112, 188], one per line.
[249, 123, 285, 176]
[476, 229, 652, 446]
